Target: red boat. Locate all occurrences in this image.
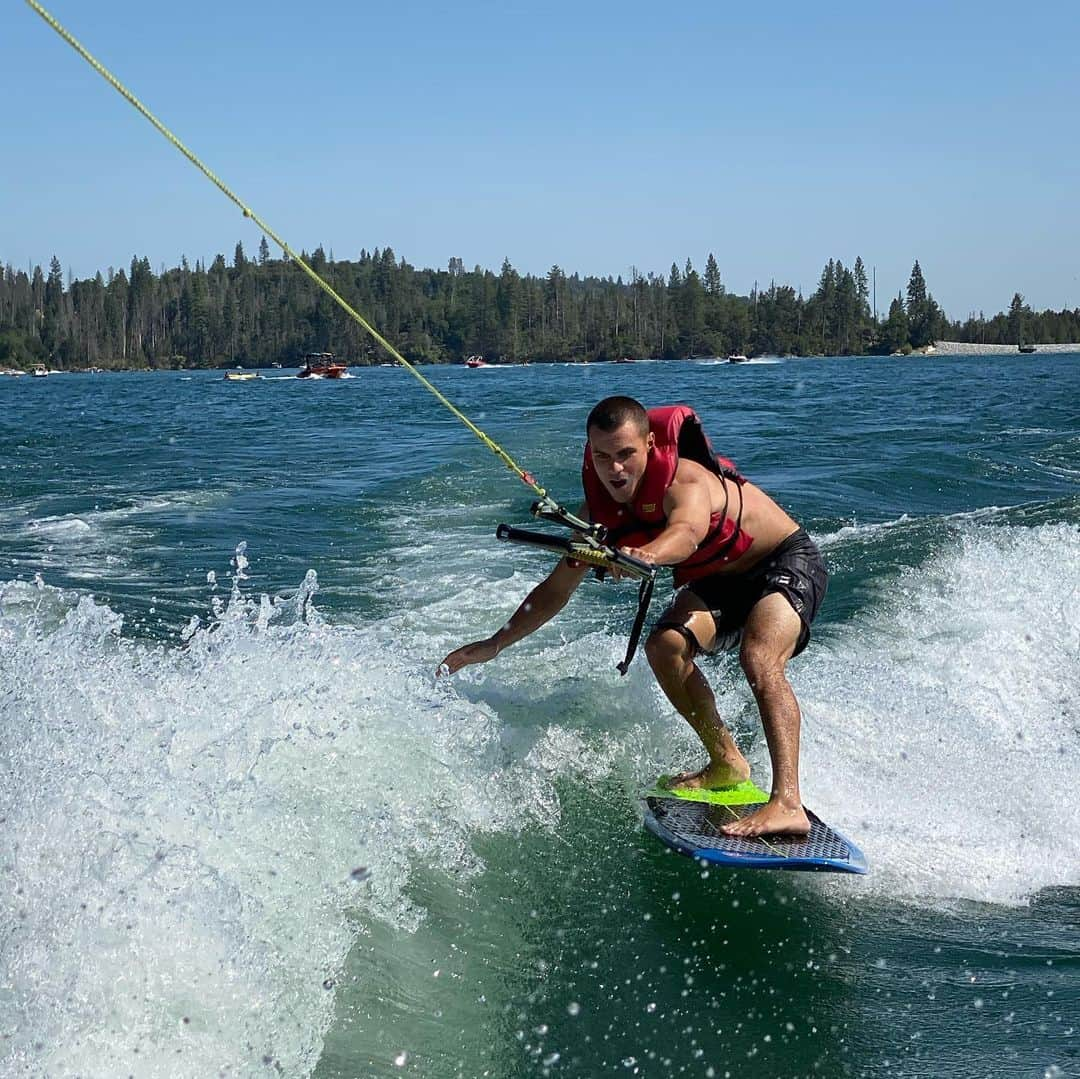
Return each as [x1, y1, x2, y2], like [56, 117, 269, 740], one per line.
[297, 352, 347, 378]
[464, 355, 489, 368]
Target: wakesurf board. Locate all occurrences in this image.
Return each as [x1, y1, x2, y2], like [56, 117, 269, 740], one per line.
[642, 779, 867, 874]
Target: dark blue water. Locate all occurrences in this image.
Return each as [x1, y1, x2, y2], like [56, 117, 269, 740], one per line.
[1, 355, 1078, 1077]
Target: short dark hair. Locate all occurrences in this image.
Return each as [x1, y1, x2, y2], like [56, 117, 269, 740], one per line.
[586, 396, 649, 437]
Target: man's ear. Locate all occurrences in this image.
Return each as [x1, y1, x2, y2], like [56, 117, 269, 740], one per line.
[646, 432, 655, 451]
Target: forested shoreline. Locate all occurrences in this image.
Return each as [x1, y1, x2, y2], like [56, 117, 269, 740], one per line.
[2, 241, 1078, 370]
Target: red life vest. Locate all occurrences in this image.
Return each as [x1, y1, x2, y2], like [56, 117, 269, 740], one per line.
[582, 405, 754, 585]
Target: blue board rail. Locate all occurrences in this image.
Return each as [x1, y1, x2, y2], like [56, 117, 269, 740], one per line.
[642, 791, 868, 875]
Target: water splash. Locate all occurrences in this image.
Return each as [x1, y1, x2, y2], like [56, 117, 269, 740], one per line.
[2, 518, 1077, 1076]
[794, 520, 1080, 905]
[0, 566, 572, 1077]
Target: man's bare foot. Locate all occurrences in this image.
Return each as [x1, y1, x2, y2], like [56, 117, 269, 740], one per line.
[662, 754, 751, 791]
[720, 798, 810, 837]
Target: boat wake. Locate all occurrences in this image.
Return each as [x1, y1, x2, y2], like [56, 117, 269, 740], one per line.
[2, 515, 1077, 1074]
[789, 518, 1080, 906]
[0, 566, 580, 1076]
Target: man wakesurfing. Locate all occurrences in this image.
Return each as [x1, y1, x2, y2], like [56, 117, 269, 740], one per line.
[439, 396, 828, 837]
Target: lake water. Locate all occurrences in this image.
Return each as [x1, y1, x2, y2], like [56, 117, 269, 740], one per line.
[1, 354, 1078, 1078]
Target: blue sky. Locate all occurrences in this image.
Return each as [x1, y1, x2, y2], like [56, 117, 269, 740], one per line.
[4, 0, 1078, 318]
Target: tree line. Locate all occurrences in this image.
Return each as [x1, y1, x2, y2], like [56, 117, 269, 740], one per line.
[2, 241, 1077, 369]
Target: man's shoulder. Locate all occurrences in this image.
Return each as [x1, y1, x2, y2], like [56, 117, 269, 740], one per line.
[664, 458, 721, 511]
[671, 457, 719, 487]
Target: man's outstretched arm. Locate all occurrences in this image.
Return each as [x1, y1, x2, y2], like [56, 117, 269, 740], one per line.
[438, 557, 590, 675]
[617, 466, 712, 569]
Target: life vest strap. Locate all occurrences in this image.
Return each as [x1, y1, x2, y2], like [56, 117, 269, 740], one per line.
[616, 574, 656, 676]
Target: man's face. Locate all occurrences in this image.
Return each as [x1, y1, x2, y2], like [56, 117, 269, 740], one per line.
[588, 421, 653, 503]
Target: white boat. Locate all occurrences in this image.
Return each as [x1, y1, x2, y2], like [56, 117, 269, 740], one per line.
[31, 363, 48, 377]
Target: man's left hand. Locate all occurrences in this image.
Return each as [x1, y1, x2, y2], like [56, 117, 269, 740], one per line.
[612, 545, 657, 580]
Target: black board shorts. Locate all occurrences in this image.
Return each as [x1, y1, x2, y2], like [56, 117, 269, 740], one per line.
[658, 528, 828, 657]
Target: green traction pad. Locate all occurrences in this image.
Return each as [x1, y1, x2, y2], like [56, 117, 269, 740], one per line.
[649, 777, 770, 806]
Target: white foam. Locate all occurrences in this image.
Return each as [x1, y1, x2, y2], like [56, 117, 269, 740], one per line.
[411, 514, 1080, 909]
[793, 520, 1080, 905]
[0, 571, 575, 1077]
[2, 519, 1077, 1075]
[26, 515, 94, 538]
[813, 505, 1010, 550]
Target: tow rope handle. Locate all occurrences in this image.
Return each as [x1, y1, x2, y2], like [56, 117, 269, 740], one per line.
[495, 524, 657, 675]
[529, 497, 603, 539]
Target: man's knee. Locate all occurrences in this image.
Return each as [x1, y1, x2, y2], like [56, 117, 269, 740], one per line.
[645, 626, 692, 671]
[739, 640, 787, 691]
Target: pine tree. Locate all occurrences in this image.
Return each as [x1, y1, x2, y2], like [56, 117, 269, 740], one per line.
[906, 260, 927, 306]
[45, 256, 63, 309]
[1007, 292, 1030, 345]
[682, 259, 705, 356]
[906, 260, 932, 347]
[853, 257, 869, 316]
[703, 253, 723, 296]
[544, 265, 566, 350]
[811, 259, 836, 353]
[496, 257, 521, 360]
[852, 257, 872, 350]
[882, 294, 910, 353]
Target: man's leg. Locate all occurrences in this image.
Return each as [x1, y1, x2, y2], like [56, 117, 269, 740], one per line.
[720, 591, 810, 837]
[645, 592, 750, 790]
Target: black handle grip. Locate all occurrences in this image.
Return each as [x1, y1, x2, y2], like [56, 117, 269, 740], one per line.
[496, 524, 656, 581]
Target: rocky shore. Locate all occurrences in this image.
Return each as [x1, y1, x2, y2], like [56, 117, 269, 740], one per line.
[931, 340, 1080, 355]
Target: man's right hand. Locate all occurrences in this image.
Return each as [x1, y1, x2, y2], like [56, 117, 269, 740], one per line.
[438, 637, 499, 677]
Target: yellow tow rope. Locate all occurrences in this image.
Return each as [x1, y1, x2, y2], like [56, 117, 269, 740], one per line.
[25, 0, 547, 500]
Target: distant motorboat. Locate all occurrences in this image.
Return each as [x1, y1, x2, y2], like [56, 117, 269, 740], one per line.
[224, 371, 259, 381]
[31, 363, 49, 377]
[297, 352, 347, 378]
[727, 353, 750, 364]
[464, 355, 489, 368]
[1018, 343, 1037, 354]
